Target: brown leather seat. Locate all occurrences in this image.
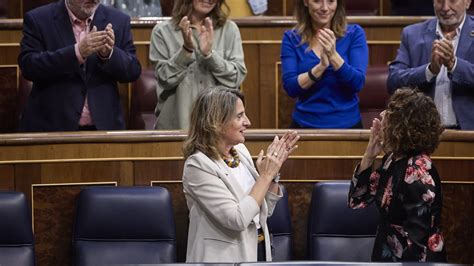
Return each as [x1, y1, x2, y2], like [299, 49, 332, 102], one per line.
[358, 65, 390, 129]
[129, 68, 158, 130]
[346, 0, 379, 16]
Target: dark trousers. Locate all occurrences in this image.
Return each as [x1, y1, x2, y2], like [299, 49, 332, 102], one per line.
[78, 125, 97, 131]
[257, 240, 265, 261]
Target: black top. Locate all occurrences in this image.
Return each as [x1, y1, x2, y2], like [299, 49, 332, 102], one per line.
[349, 153, 446, 262]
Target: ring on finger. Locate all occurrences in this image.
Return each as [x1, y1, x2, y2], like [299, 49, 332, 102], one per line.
[273, 152, 278, 157]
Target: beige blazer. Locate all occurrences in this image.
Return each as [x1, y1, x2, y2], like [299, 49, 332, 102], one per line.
[183, 143, 282, 263]
[149, 20, 247, 130]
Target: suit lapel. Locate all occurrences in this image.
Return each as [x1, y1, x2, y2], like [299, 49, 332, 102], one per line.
[53, 1, 76, 49]
[423, 19, 438, 63]
[456, 16, 474, 59]
[85, 5, 107, 80]
[54, 1, 86, 81]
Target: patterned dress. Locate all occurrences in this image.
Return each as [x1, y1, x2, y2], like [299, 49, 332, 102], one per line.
[349, 153, 446, 262]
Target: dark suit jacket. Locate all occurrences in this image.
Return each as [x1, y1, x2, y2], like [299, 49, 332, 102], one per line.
[18, 0, 141, 132]
[387, 16, 474, 130]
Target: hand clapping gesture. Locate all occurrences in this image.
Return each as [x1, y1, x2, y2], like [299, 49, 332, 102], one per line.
[98, 23, 115, 58]
[179, 16, 195, 53]
[199, 17, 214, 57]
[318, 28, 337, 59]
[359, 116, 383, 173]
[365, 117, 383, 160]
[78, 26, 107, 58]
[256, 131, 299, 181]
[78, 24, 115, 59]
[430, 32, 456, 74]
[318, 28, 344, 69]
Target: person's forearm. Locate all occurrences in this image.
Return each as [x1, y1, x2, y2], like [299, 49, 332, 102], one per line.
[358, 154, 375, 174]
[298, 64, 325, 89]
[330, 53, 344, 71]
[249, 175, 273, 206]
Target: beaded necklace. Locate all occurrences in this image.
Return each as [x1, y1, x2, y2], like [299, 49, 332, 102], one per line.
[223, 147, 240, 168]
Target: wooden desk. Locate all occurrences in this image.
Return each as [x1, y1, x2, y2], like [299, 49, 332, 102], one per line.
[0, 129, 473, 264]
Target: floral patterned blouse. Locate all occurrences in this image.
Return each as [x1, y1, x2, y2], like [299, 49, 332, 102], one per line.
[348, 153, 446, 262]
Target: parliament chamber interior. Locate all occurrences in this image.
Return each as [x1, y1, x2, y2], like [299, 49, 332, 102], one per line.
[0, 0, 473, 265]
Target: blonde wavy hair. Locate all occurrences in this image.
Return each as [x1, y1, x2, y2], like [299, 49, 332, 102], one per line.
[183, 87, 244, 160]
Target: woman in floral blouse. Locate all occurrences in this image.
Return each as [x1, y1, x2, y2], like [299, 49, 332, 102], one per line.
[348, 88, 446, 262]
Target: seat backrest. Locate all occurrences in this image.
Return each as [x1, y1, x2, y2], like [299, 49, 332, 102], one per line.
[0, 191, 35, 266]
[72, 186, 177, 265]
[346, 0, 379, 15]
[267, 186, 292, 261]
[129, 69, 158, 130]
[307, 181, 378, 262]
[359, 65, 390, 129]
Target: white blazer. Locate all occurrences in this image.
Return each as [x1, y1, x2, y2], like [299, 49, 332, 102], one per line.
[183, 143, 282, 262]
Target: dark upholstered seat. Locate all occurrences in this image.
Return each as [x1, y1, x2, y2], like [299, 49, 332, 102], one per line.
[72, 186, 177, 265]
[359, 65, 390, 128]
[307, 181, 378, 262]
[130, 68, 158, 130]
[0, 191, 35, 266]
[267, 186, 292, 261]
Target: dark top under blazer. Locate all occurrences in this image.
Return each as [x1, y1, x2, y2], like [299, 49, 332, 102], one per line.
[18, 0, 141, 132]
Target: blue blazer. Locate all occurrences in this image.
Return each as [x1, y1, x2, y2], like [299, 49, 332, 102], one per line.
[387, 16, 474, 130]
[18, 0, 141, 132]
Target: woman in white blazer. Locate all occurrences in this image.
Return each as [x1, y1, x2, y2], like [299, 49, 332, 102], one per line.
[182, 87, 299, 262]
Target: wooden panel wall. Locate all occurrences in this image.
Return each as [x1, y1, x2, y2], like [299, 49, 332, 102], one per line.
[2, 0, 396, 19]
[0, 65, 18, 132]
[0, 130, 474, 265]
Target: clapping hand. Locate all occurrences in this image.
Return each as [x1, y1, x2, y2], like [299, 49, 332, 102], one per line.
[199, 17, 214, 57]
[318, 28, 337, 60]
[98, 23, 115, 58]
[358, 117, 383, 173]
[179, 16, 195, 52]
[256, 131, 299, 181]
[365, 117, 383, 160]
[78, 26, 108, 58]
[430, 32, 456, 73]
[319, 52, 329, 69]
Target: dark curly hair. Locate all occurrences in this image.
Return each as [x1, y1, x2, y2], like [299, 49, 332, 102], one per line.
[382, 88, 444, 156]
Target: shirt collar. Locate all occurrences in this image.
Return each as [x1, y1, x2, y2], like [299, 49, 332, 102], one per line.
[65, 0, 96, 26]
[436, 13, 466, 39]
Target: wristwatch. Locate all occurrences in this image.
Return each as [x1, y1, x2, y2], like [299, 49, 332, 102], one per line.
[273, 173, 281, 183]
